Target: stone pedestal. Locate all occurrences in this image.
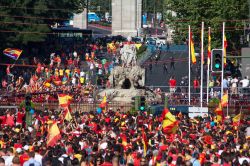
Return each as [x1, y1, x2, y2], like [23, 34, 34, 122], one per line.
[112, 0, 142, 37]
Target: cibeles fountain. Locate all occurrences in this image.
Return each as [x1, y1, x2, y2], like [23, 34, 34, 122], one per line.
[98, 37, 160, 103]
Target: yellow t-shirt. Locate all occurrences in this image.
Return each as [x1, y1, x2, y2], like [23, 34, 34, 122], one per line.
[65, 69, 70, 76]
[80, 77, 85, 84]
[59, 69, 64, 76]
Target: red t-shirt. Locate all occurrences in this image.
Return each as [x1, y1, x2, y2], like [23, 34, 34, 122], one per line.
[20, 153, 29, 165]
[0, 116, 6, 125]
[194, 80, 199, 88]
[169, 79, 176, 87]
[17, 112, 25, 124]
[100, 162, 113, 166]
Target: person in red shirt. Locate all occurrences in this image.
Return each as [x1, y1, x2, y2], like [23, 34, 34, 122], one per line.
[19, 147, 29, 166]
[16, 111, 25, 125]
[6, 112, 14, 127]
[169, 76, 177, 93]
[193, 77, 200, 93]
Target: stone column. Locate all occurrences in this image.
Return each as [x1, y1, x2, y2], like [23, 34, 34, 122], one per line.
[112, 0, 142, 37]
[73, 9, 87, 29]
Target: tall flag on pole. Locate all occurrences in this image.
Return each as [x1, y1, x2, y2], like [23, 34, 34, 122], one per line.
[208, 28, 211, 65]
[223, 35, 227, 64]
[190, 32, 196, 64]
[3, 48, 22, 60]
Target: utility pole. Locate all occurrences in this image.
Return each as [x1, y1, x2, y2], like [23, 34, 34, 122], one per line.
[248, 0, 250, 47]
[154, 0, 157, 36]
[86, 0, 89, 28]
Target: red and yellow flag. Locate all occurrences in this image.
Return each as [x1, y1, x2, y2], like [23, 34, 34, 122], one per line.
[223, 35, 227, 64]
[47, 122, 61, 147]
[215, 103, 223, 122]
[3, 48, 22, 60]
[120, 134, 127, 146]
[190, 32, 196, 64]
[232, 113, 242, 126]
[221, 93, 228, 107]
[162, 108, 178, 134]
[58, 94, 72, 107]
[99, 94, 107, 112]
[207, 28, 211, 65]
[64, 107, 72, 121]
[142, 129, 148, 157]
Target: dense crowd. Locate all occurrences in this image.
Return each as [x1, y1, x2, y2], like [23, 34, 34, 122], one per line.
[0, 40, 125, 103]
[0, 108, 249, 166]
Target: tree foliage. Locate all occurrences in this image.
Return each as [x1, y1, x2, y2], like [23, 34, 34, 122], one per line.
[88, 0, 111, 16]
[0, 0, 85, 49]
[164, 0, 249, 52]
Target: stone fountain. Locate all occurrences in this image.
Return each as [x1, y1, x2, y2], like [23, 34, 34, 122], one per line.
[98, 37, 160, 103]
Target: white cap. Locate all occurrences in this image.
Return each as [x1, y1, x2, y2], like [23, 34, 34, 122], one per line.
[28, 127, 33, 132]
[23, 145, 29, 151]
[16, 148, 22, 153]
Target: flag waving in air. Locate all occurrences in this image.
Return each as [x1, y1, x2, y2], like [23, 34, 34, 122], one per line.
[221, 93, 228, 107]
[190, 32, 196, 64]
[223, 35, 227, 64]
[161, 108, 178, 134]
[3, 48, 22, 60]
[64, 107, 72, 122]
[207, 28, 211, 65]
[58, 94, 72, 107]
[47, 122, 61, 147]
[142, 129, 148, 157]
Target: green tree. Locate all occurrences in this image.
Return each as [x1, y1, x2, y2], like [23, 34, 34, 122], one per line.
[88, 0, 111, 17]
[164, 0, 249, 52]
[0, 0, 85, 49]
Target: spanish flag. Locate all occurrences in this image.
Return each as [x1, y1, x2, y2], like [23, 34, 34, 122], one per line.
[99, 94, 107, 111]
[221, 93, 228, 107]
[207, 28, 211, 65]
[58, 94, 72, 107]
[120, 134, 127, 146]
[3, 48, 22, 60]
[142, 129, 148, 157]
[223, 35, 227, 64]
[43, 82, 51, 88]
[162, 108, 178, 134]
[233, 113, 242, 126]
[215, 103, 223, 122]
[64, 107, 72, 121]
[190, 32, 196, 64]
[47, 122, 61, 147]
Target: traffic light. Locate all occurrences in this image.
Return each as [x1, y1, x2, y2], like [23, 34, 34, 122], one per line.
[139, 96, 146, 111]
[131, 96, 146, 111]
[211, 49, 223, 72]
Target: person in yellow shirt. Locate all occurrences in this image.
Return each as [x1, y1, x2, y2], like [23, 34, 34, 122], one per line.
[65, 68, 70, 77]
[80, 77, 85, 85]
[59, 68, 64, 77]
[55, 68, 59, 76]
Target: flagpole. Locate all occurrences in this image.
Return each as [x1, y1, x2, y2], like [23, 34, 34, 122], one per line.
[188, 25, 191, 105]
[200, 22, 204, 107]
[221, 22, 225, 100]
[206, 27, 211, 105]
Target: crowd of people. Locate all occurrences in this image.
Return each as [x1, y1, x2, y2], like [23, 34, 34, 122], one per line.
[0, 37, 249, 166]
[0, 40, 126, 104]
[0, 107, 249, 166]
